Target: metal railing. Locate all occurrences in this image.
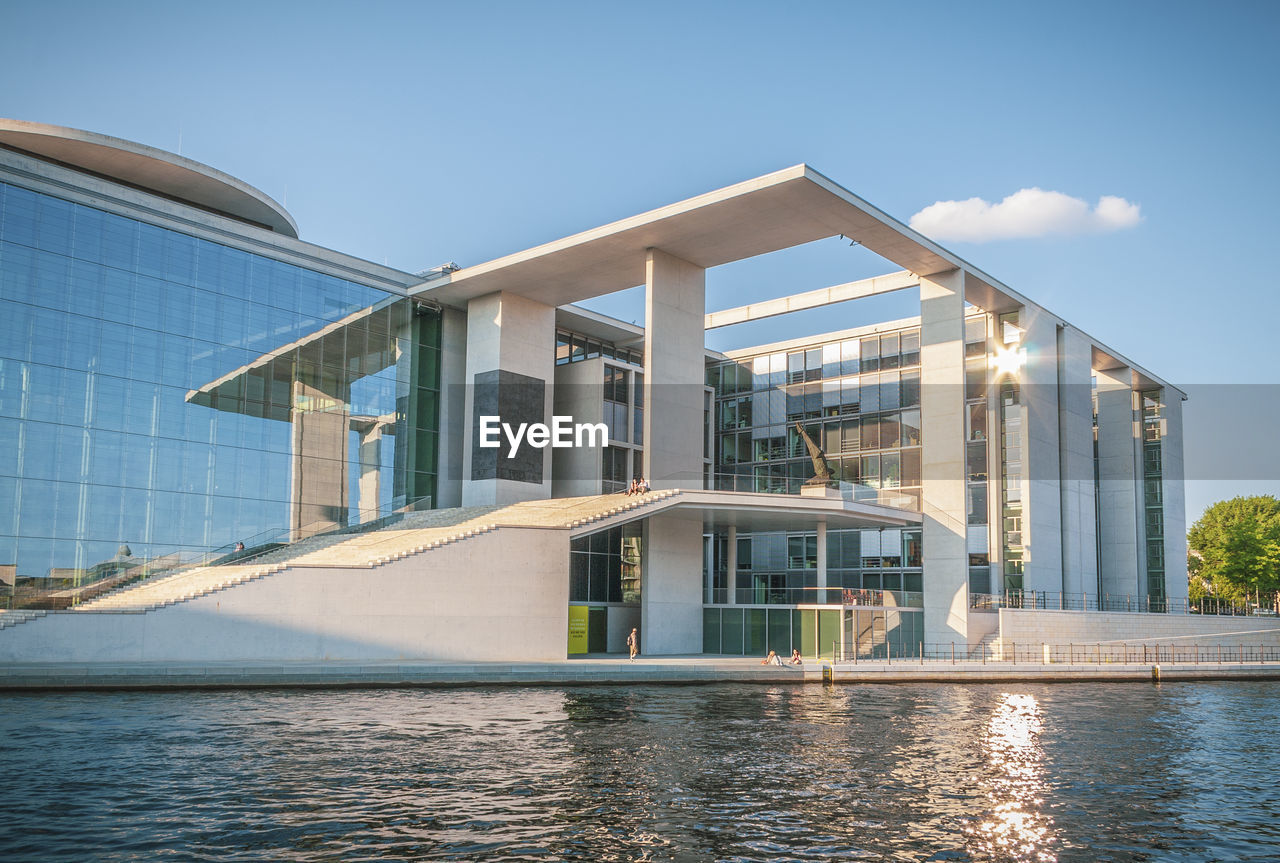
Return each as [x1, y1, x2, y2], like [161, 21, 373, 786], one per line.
[829, 641, 1280, 665]
[709, 586, 924, 608]
[2, 496, 432, 611]
[705, 473, 919, 510]
[970, 590, 1280, 617]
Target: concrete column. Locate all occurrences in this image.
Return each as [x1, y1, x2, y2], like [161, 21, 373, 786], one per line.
[461, 291, 556, 506]
[725, 524, 737, 605]
[1019, 308, 1064, 593]
[551, 358, 605, 498]
[641, 513, 704, 654]
[919, 269, 969, 647]
[289, 367, 349, 539]
[1161, 392, 1189, 605]
[435, 306, 468, 508]
[815, 521, 828, 601]
[1095, 366, 1141, 602]
[643, 249, 706, 489]
[1057, 327, 1098, 598]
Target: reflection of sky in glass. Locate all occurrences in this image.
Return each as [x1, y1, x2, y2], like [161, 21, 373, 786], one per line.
[0, 182, 428, 575]
[967, 692, 1057, 862]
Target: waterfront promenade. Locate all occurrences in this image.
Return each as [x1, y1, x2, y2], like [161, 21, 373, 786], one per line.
[2, 654, 1279, 690]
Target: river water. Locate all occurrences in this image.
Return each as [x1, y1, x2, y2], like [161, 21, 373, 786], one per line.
[1, 682, 1277, 862]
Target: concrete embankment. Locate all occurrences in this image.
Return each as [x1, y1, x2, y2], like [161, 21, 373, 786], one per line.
[2, 657, 1279, 690]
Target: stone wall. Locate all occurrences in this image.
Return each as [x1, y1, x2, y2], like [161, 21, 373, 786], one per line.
[998, 608, 1280, 647]
[0, 526, 571, 664]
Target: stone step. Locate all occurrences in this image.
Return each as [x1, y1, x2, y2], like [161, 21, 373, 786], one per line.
[55, 491, 680, 616]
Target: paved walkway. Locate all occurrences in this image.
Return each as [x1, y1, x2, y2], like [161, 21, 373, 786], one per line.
[2, 655, 1278, 690]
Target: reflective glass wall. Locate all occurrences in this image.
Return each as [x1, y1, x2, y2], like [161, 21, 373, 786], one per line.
[0, 181, 439, 585]
[707, 323, 926, 506]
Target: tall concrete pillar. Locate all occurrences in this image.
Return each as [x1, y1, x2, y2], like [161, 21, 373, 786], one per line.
[1057, 327, 1098, 598]
[435, 307, 468, 508]
[919, 269, 969, 647]
[1019, 309, 1063, 593]
[289, 367, 349, 539]
[461, 291, 556, 506]
[643, 249, 706, 489]
[1095, 365, 1141, 602]
[641, 513, 704, 654]
[1161, 392, 1189, 605]
[725, 524, 738, 605]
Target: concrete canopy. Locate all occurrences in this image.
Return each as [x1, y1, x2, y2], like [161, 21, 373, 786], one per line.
[570, 490, 920, 538]
[0, 118, 298, 237]
[414, 164, 1028, 314]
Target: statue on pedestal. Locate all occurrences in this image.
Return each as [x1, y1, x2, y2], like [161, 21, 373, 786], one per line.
[793, 421, 835, 487]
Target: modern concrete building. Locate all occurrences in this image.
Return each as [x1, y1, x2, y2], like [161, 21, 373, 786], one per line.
[0, 119, 1192, 665]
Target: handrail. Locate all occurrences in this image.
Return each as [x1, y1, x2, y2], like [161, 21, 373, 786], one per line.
[708, 586, 924, 608]
[970, 590, 1280, 618]
[705, 473, 919, 510]
[830, 640, 1280, 665]
[2, 496, 432, 610]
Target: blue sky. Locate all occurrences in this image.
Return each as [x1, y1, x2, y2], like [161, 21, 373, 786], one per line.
[2, 0, 1277, 518]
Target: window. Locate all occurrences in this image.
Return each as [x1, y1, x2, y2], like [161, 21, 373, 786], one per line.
[860, 336, 880, 373]
[880, 333, 900, 370]
[900, 330, 920, 367]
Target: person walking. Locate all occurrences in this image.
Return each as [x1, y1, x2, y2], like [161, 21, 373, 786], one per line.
[627, 627, 639, 660]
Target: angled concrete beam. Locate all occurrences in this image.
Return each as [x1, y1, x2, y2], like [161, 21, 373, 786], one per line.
[704, 270, 918, 330]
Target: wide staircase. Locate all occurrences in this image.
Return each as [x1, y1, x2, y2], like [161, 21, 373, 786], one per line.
[66, 490, 679, 615]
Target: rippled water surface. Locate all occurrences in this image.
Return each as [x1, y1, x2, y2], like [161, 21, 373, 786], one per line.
[2, 682, 1279, 861]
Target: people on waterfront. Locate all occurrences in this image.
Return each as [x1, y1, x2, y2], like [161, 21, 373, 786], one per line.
[789, 649, 803, 666]
[625, 478, 639, 496]
[627, 627, 639, 660]
[761, 649, 782, 666]
[637, 477, 650, 493]
[234, 542, 245, 552]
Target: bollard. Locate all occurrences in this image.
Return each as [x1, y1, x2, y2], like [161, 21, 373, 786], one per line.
[1151, 665, 1160, 683]
[822, 663, 833, 684]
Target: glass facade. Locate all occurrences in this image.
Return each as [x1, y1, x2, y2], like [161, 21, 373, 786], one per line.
[996, 311, 1024, 593]
[0, 181, 439, 585]
[569, 524, 642, 604]
[704, 318, 985, 623]
[707, 324, 925, 504]
[1141, 388, 1166, 606]
[709, 527, 924, 605]
[701, 606, 922, 659]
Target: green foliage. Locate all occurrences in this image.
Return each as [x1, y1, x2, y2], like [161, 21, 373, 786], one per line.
[1187, 496, 1280, 603]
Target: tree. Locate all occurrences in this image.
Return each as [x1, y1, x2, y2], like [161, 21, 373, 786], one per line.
[1186, 496, 1280, 604]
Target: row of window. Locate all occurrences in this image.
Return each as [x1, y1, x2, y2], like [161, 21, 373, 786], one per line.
[555, 329, 642, 367]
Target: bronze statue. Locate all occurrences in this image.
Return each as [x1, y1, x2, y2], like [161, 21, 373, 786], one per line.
[793, 421, 835, 486]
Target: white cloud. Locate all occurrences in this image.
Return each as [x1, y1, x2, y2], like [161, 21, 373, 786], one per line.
[908, 187, 1141, 242]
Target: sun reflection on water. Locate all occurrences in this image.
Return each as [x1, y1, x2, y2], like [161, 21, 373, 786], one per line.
[966, 692, 1058, 862]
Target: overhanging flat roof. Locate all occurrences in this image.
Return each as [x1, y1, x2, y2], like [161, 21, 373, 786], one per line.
[414, 164, 1029, 314]
[414, 163, 1182, 396]
[567, 489, 920, 537]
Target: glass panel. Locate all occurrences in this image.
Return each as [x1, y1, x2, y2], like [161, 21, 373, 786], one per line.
[0, 183, 439, 586]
